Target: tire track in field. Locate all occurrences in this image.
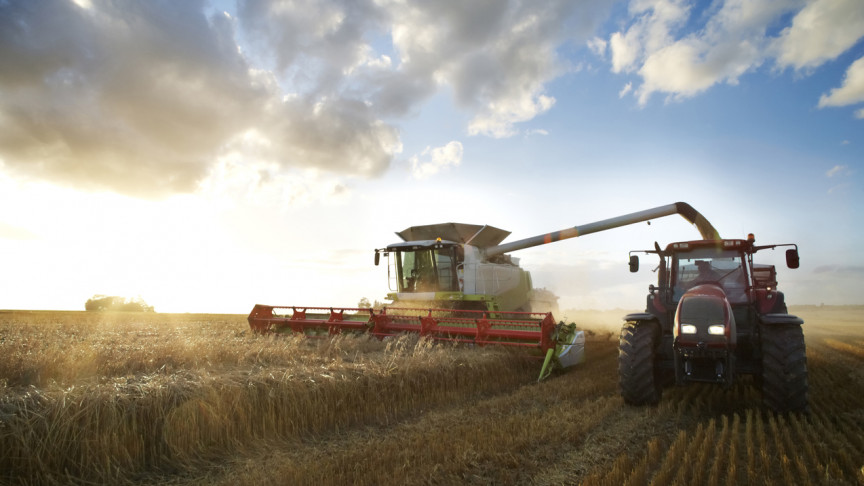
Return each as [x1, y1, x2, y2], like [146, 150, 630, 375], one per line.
[159, 322, 864, 486]
[170, 340, 624, 486]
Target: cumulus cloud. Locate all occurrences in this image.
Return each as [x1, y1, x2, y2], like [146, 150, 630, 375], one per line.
[0, 0, 403, 197]
[608, 0, 864, 106]
[384, 1, 591, 138]
[242, 0, 610, 138]
[818, 56, 864, 115]
[609, 0, 690, 75]
[631, 0, 798, 104]
[237, 0, 384, 77]
[0, 1, 261, 196]
[409, 141, 463, 179]
[0, 0, 610, 197]
[241, 0, 609, 139]
[8, 0, 858, 199]
[772, 0, 864, 70]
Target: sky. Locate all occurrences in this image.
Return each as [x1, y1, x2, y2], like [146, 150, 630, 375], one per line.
[1, 0, 862, 314]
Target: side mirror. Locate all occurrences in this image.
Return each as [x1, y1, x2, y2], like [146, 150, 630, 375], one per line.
[629, 255, 639, 273]
[374, 251, 380, 266]
[786, 248, 799, 269]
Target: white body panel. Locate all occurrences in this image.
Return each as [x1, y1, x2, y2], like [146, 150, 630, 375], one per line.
[459, 245, 522, 296]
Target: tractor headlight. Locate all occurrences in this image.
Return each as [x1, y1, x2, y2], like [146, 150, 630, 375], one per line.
[680, 324, 697, 334]
[707, 325, 725, 335]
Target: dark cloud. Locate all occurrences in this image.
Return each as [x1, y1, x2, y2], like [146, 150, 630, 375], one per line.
[0, 0, 400, 197]
[374, 0, 609, 135]
[0, 1, 269, 196]
[237, 0, 610, 133]
[238, 0, 385, 77]
[0, 0, 608, 197]
[261, 96, 400, 176]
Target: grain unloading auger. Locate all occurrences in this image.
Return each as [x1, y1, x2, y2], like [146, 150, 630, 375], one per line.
[249, 202, 718, 381]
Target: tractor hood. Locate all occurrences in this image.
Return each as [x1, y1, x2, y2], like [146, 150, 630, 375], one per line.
[674, 284, 737, 349]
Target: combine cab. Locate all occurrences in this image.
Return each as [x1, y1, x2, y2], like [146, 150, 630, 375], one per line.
[619, 234, 808, 412]
[375, 223, 546, 313]
[250, 202, 719, 380]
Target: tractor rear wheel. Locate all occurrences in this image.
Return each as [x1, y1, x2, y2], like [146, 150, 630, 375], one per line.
[760, 324, 809, 413]
[618, 321, 662, 405]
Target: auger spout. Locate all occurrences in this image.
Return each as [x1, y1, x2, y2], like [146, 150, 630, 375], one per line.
[483, 202, 719, 258]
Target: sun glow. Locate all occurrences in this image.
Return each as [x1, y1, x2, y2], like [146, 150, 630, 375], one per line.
[2, 177, 226, 312]
[1, 173, 383, 313]
[70, 0, 93, 10]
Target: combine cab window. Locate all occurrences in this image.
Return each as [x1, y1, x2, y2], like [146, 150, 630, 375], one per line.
[395, 247, 459, 293]
[673, 248, 747, 303]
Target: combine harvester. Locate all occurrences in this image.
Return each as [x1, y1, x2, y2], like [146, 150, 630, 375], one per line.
[249, 202, 718, 380]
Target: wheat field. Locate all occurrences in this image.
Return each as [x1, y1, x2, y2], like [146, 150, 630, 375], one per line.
[0, 306, 862, 485]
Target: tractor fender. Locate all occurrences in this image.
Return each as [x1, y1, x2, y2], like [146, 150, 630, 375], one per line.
[621, 314, 663, 354]
[758, 313, 804, 326]
[623, 313, 662, 341]
[623, 312, 658, 323]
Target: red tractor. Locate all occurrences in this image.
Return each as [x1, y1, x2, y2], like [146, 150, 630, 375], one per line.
[619, 234, 808, 413]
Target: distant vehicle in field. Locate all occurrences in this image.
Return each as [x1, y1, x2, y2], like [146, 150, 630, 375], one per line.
[619, 234, 808, 413]
[85, 295, 154, 312]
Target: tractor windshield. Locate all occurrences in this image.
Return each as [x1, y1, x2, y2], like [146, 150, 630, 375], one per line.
[395, 247, 459, 293]
[673, 248, 747, 303]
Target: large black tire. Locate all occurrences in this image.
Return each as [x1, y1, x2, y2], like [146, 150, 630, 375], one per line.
[760, 324, 809, 413]
[618, 321, 662, 405]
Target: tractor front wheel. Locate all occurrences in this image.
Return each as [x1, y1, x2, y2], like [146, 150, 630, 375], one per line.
[760, 324, 809, 413]
[618, 321, 662, 405]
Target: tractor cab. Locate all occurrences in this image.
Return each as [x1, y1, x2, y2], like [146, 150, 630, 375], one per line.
[628, 236, 800, 311]
[670, 243, 749, 303]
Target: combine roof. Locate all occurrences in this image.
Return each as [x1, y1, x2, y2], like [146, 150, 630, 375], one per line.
[396, 223, 511, 248]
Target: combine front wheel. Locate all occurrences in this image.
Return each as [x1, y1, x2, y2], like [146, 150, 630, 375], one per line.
[618, 321, 662, 405]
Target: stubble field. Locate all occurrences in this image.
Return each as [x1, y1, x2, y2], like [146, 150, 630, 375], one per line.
[0, 306, 862, 485]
